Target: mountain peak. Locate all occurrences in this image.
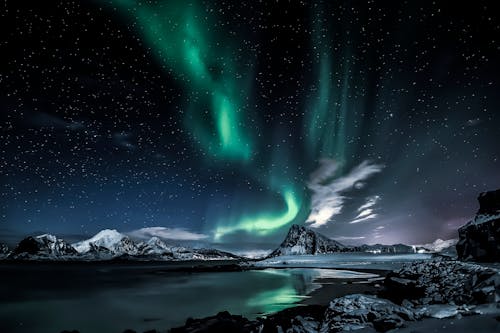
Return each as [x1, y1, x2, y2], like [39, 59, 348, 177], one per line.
[72, 229, 128, 253]
[269, 224, 346, 257]
[12, 234, 77, 257]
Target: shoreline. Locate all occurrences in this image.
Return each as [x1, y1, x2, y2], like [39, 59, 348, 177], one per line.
[301, 268, 389, 306]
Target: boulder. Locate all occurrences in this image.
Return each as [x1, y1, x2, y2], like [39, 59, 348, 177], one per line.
[457, 189, 500, 262]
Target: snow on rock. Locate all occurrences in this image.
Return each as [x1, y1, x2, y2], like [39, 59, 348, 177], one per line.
[170, 260, 500, 333]
[72, 229, 240, 260]
[414, 238, 458, 253]
[72, 229, 139, 255]
[269, 224, 418, 257]
[12, 234, 78, 258]
[269, 224, 346, 257]
[136, 236, 174, 256]
[383, 259, 500, 306]
[321, 294, 417, 332]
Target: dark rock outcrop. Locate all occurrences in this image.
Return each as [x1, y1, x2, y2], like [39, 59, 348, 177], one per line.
[12, 234, 78, 258]
[457, 189, 500, 262]
[170, 311, 256, 333]
[382, 259, 499, 305]
[269, 224, 346, 256]
[269, 224, 417, 257]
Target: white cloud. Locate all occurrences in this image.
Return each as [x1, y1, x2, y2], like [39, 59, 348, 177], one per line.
[355, 208, 374, 219]
[335, 236, 367, 241]
[347, 195, 382, 224]
[306, 159, 384, 228]
[349, 213, 378, 224]
[128, 227, 208, 241]
[357, 196, 380, 212]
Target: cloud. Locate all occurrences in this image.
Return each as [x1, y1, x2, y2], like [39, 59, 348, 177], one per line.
[128, 227, 208, 241]
[357, 196, 380, 212]
[335, 236, 367, 241]
[348, 195, 382, 224]
[355, 208, 374, 219]
[306, 159, 384, 228]
[349, 214, 377, 224]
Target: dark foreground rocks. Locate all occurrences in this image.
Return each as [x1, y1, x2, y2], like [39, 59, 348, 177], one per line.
[169, 259, 500, 333]
[383, 259, 499, 305]
[457, 189, 500, 262]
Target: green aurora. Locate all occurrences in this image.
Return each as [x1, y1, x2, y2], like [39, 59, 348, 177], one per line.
[105, 0, 315, 239]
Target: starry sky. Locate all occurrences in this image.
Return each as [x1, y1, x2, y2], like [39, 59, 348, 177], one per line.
[1, 0, 499, 249]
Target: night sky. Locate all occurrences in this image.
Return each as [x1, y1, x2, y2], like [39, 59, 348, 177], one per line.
[1, 0, 499, 250]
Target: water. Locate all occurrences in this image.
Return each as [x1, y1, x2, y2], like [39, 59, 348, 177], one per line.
[256, 253, 434, 270]
[0, 254, 429, 333]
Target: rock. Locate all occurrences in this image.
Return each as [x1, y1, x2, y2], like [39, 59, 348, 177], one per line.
[320, 294, 416, 332]
[268, 224, 416, 258]
[382, 275, 424, 303]
[456, 189, 500, 262]
[372, 314, 405, 332]
[12, 234, 78, 258]
[382, 260, 499, 306]
[268, 224, 346, 256]
[170, 260, 499, 333]
[170, 311, 256, 333]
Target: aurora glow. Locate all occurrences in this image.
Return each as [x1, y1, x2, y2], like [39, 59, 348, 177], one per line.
[106, 0, 303, 239]
[3, 0, 499, 247]
[111, 0, 253, 161]
[214, 188, 301, 240]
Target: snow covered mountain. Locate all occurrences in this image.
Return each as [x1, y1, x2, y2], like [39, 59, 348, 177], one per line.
[12, 234, 79, 259]
[269, 224, 346, 257]
[413, 238, 458, 253]
[71, 230, 239, 260]
[269, 224, 421, 257]
[0, 229, 241, 261]
[134, 236, 241, 260]
[72, 229, 139, 255]
[136, 236, 174, 256]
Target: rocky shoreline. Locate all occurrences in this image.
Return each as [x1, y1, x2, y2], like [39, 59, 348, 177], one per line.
[164, 258, 499, 333]
[59, 258, 499, 333]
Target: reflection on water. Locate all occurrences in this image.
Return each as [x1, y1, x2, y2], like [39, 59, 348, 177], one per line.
[0, 264, 377, 333]
[247, 285, 303, 313]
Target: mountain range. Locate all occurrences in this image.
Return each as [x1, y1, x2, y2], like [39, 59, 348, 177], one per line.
[1, 229, 241, 261]
[267, 224, 450, 257]
[0, 224, 456, 261]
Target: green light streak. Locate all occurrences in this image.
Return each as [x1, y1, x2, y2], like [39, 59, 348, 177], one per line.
[108, 0, 252, 161]
[214, 188, 301, 240]
[104, 0, 305, 239]
[213, 92, 251, 160]
[305, 5, 349, 164]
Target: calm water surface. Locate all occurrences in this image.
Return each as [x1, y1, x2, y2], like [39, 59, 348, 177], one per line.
[0, 262, 378, 333]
